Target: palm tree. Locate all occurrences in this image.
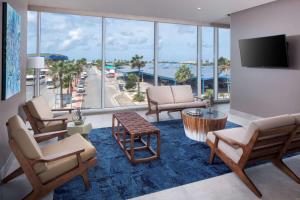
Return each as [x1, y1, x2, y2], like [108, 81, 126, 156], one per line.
[49, 61, 69, 108]
[130, 55, 146, 95]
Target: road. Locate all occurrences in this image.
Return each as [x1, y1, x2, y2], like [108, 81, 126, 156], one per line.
[27, 66, 134, 109]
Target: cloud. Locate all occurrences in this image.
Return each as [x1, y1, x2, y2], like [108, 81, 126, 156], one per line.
[177, 25, 196, 34]
[120, 31, 134, 37]
[60, 28, 83, 50]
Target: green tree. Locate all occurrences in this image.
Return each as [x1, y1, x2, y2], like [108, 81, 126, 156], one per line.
[49, 61, 68, 108]
[175, 64, 193, 84]
[130, 55, 146, 96]
[125, 73, 138, 90]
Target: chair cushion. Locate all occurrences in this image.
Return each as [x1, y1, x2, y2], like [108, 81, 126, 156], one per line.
[207, 127, 247, 163]
[171, 85, 194, 103]
[290, 113, 300, 124]
[39, 133, 96, 183]
[147, 86, 174, 105]
[7, 115, 47, 173]
[151, 101, 208, 111]
[26, 96, 54, 127]
[245, 114, 295, 144]
[40, 120, 66, 133]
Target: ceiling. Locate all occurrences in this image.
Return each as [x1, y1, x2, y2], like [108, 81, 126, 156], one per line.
[28, 0, 276, 24]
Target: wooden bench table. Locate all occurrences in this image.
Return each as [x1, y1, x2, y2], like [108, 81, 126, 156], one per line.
[112, 112, 160, 164]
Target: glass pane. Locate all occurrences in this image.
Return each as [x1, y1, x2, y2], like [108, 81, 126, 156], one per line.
[26, 11, 37, 101]
[41, 12, 102, 109]
[158, 23, 197, 94]
[218, 28, 231, 100]
[201, 27, 214, 98]
[105, 18, 154, 108]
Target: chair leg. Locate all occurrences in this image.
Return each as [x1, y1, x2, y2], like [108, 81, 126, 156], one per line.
[209, 149, 216, 164]
[234, 169, 262, 198]
[156, 111, 160, 122]
[273, 159, 300, 184]
[2, 167, 23, 184]
[81, 171, 91, 189]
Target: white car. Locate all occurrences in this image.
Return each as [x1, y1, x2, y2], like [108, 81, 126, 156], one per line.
[77, 87, 85, 93]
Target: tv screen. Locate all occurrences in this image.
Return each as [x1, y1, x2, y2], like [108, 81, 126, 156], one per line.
[239, 35, 288, 67]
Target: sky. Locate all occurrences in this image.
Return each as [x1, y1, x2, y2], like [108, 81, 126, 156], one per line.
[27, 11, 230, 62]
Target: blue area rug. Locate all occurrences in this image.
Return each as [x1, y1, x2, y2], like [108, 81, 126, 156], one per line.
[54, 119, 241, 200]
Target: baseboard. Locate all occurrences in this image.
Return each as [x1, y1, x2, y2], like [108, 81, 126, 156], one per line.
[230, 108, 262, 121]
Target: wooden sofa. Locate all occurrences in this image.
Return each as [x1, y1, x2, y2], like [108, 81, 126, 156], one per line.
[207, 114, 300, 198]
[146, 85, 208, 121]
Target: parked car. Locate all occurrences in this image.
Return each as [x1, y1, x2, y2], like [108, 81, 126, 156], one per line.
[77, 87, 85, 93]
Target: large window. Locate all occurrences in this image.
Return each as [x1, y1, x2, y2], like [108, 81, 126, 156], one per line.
[158, 23, 197, 94]
[217, 28, 231, 100]
[105, 18, 154, 107]
[26, 11, 37, 101]
[201, 27, 214, 97]
[27, 10, 231, 109]
[40, 12, 102, 109]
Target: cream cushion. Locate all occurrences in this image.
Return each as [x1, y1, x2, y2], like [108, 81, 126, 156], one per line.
[39, 133, 96, 183]
[39, 113, 74, 133]
[147, 86, 174, 105]
[244, 114, 295, 144]
[207, 127, 247, 163]
[7, 115, 47, 173]
[171, 85, 194, 103]
[290, 113, 300, 124]
[151, 101, 208, 111]
[26, 96, 54, 127]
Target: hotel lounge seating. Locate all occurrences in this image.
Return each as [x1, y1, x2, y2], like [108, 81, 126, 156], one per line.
[146, 85, 208, 121]
[206, 114, 300, 198]
[23, 96, 74, 134]
[2, 115, 96, 200]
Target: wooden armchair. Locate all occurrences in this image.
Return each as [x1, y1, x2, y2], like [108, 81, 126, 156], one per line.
[23, 96, 74, 134]
[206, 115, 300, 198]
[2, 115, 96, 200]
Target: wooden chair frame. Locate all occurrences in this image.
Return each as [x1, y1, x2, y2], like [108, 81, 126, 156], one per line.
[207, 125, 300, 198]
[145, 88, 207, 122]
[2, 127, 96, 200]
[23, 104, 73, 134]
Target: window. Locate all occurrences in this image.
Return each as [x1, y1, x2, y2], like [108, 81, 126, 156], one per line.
[217, 28, 231, 100]
[27, 10, 231, 109]
[158, 23, 197, 94]
[201, 27, 214, 98]
[40, 12, 102, 109]
[26, 11, 37, 101]
[105, 18, 154, 107]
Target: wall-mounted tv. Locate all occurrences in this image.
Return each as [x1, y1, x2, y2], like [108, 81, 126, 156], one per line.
[239, 34, 288, 67]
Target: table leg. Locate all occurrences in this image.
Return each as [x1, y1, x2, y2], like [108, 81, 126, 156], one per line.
[147, 134, 150, 148]
[157, 132, 160, 157]
[123, 129, 127, 149]
[130, 134, 135, 162]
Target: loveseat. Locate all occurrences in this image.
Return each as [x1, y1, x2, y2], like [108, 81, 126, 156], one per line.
[146, 85, 208, 121]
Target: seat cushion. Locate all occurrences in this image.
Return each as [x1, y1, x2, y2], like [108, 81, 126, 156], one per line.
[26, 96, 54, 127]
[171, 85, 194, 103]
[147, 86, 174, 105]
[39, 133, 96, 183]
[290, 113, 300, 124]
[151, 101, 208, 111]
[7, 115, 47, 173]
[207, 127, 247, 163]
[40, 120, 67, 133]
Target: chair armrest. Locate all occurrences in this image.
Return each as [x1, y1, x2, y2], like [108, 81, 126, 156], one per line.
[34, 130, 68, 142]
[38, 117, 68, 122]
[194, 96, 205, 101]
[37, 148, 85, 162]
[213, 132, 246, 149]
[52, 108, 74, 113]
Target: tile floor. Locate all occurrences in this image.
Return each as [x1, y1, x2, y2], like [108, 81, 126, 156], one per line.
[1, 105, 300, 200]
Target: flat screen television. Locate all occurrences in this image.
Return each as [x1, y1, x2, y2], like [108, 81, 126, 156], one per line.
[239, 35, 288, 67]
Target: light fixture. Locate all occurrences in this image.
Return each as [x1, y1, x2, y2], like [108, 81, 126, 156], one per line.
[197, 7, 202, 10]
[27, 56, 45, 97]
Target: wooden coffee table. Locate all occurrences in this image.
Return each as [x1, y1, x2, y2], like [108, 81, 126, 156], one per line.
[112, 112, 160, 164]
[182, 108, 227, 142]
